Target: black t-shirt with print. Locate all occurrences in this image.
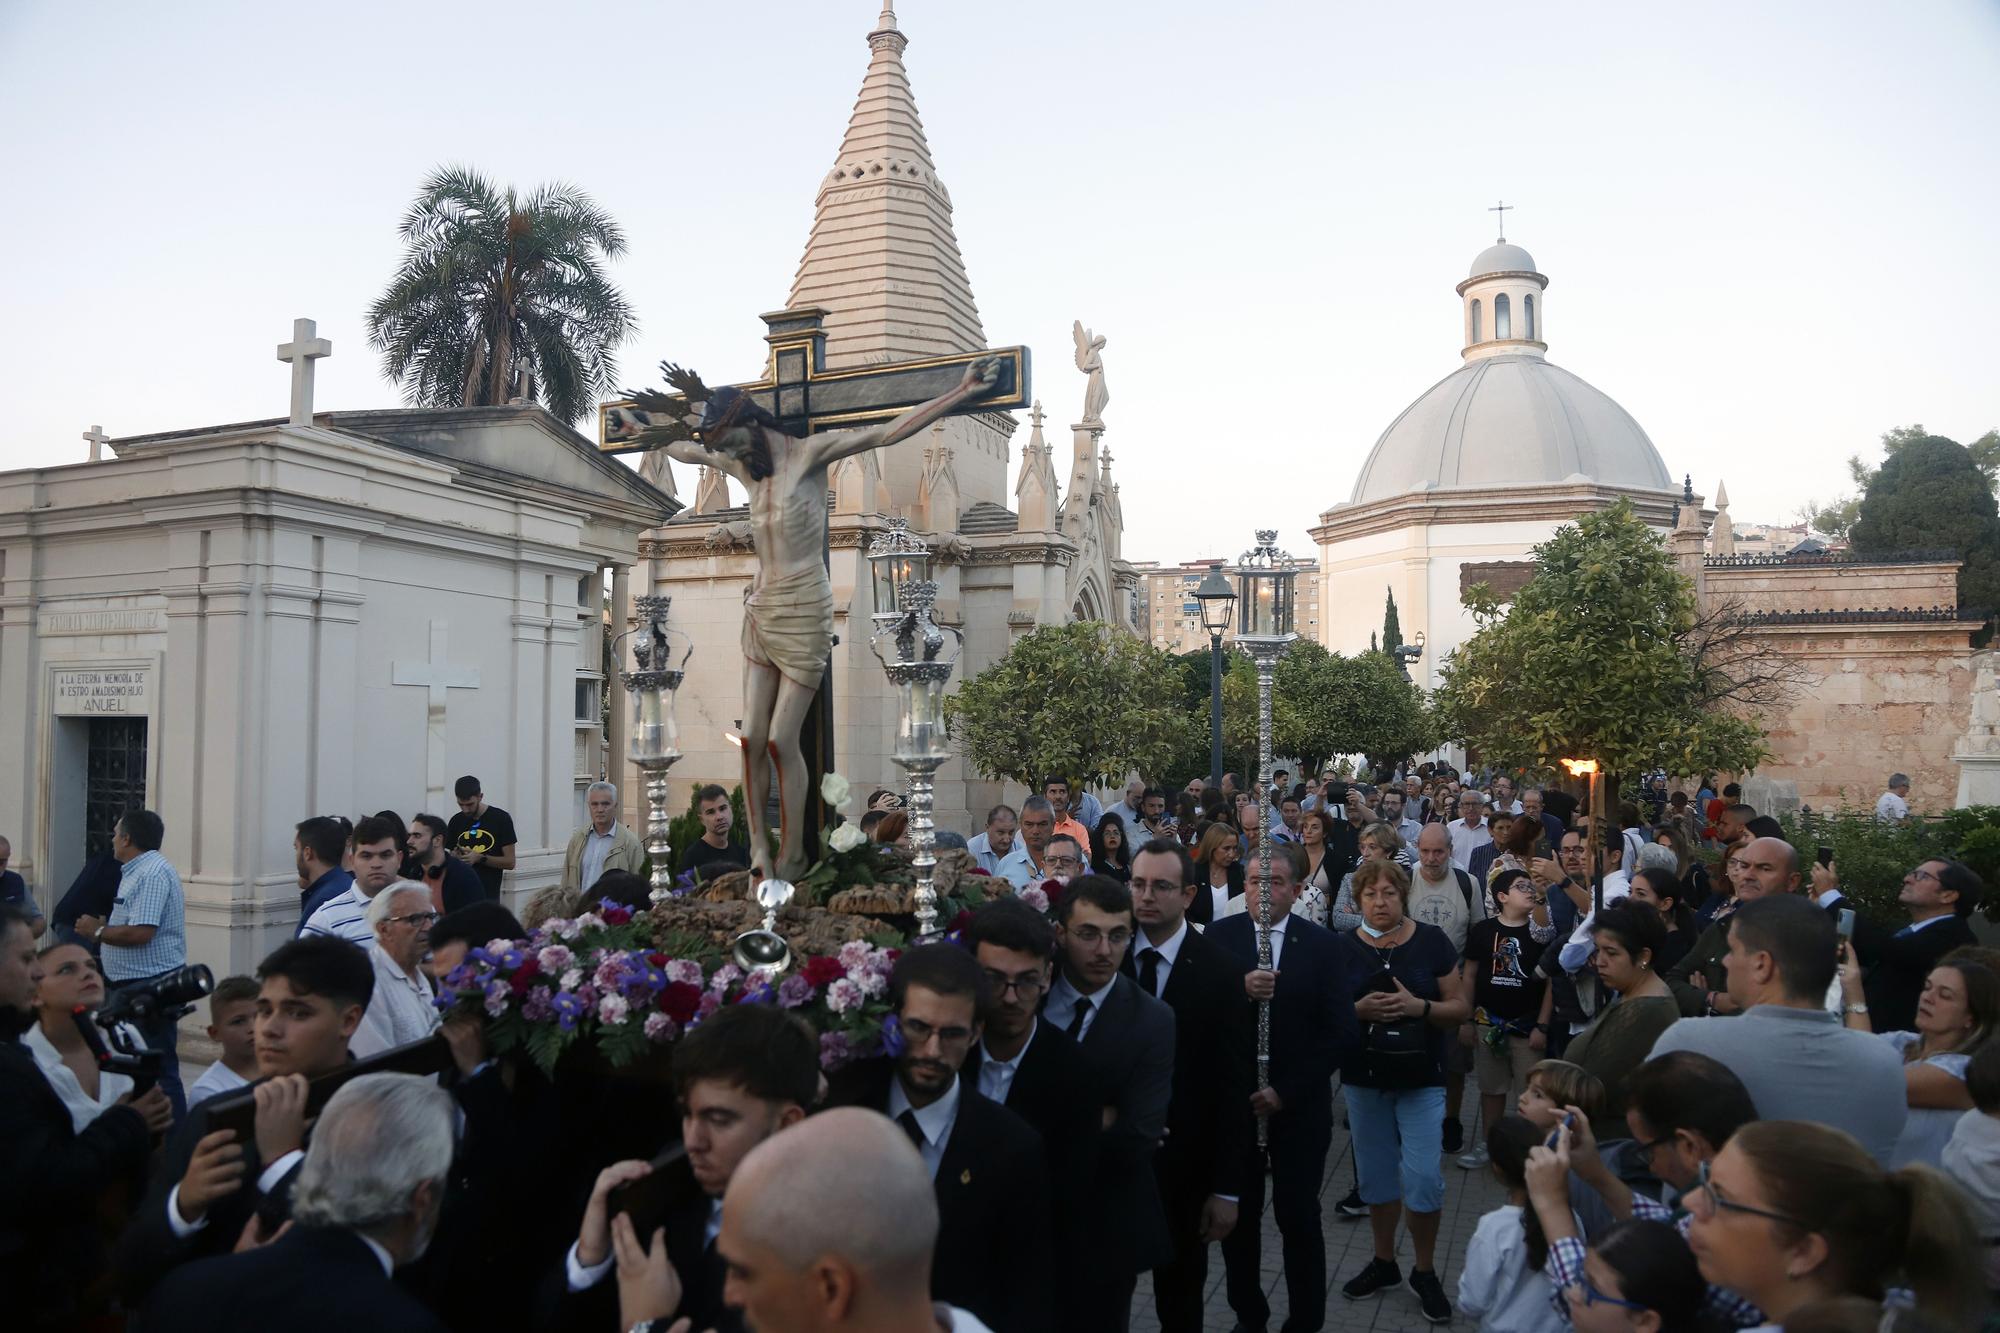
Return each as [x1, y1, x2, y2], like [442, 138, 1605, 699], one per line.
[447, 804, 517, 900]
[1463, 916, 1547, 1023]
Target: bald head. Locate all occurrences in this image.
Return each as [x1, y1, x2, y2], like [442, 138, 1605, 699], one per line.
[1729, 836, 1800, 900]
[728, 1107, 936, 1286]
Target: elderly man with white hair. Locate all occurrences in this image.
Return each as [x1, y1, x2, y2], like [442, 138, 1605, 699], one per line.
[561, 781, 647, 897]
[1446, 788, 1492, 870]
[350, 882, 441, 1059]
[139, 1073, 455, 1331]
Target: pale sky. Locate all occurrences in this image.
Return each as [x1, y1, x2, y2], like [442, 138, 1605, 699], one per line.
[3, 0, 1995, 566]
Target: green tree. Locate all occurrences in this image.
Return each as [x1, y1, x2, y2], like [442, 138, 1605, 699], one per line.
[367, 166, 636, 424]
[1850, 432, 2000, 613]
[1220, 641, 1434, 779]
[1433, 500, 1769, 778]
[1382, 589, 1403, 655]
[946, 623, 1200, 788]
[1810, 423, 2000, 539]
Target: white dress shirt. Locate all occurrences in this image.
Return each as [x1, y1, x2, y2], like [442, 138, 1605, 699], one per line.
[887, 1072, 962, 1179]
[350, 943, 442, 1059]
[186, 1059, 250, 1108]
[1558, 871, 1632, 973]
[1043, 970, 1118, 1042]
[1217, 899, 1292, 968]
[25, 1023, 134, 1131]
[579, 828, 617, 892]
[976, 1019, 1038, 1105]
[1448, 817, 1493, 870]
[1132, 918, 1189, 997]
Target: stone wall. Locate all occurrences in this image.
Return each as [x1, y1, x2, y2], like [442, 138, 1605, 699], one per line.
[1705, 558, 1959, 614]
[1746, 624, 1975, 813]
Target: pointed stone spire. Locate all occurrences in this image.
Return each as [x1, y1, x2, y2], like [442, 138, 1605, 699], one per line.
[787, 2, 986, 368]
[1015, 401, 1060, 532]
[1711, 479, 1735, 557]
[918, 423, 960, 531]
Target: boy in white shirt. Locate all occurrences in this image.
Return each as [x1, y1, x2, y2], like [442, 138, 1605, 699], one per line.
[184, 975, 259, 1107]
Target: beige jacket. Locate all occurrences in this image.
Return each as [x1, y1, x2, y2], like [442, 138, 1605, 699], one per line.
[560, 821, 647, 894]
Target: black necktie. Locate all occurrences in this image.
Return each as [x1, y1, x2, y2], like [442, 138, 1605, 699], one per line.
[1138, 947, 1161, 996]
[896, 1108, 926, 1149]
[1067, 997, 1094, 1037]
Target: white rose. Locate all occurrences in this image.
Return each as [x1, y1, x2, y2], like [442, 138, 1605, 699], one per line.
[829, 822, 867, 853]
[821, 772, 852, 811]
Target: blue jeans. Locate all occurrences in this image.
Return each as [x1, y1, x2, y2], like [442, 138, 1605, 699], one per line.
[1345, 1083, 1446, 1213]
[108, 973, 187, 1121]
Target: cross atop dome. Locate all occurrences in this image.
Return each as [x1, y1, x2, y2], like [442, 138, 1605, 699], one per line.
[1488, 199, 1512, 243]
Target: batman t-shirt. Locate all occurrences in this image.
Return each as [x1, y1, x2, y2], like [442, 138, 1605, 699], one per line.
[446, 805, 517, 900]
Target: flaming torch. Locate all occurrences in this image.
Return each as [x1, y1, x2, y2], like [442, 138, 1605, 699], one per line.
[1560, 757, 1604, 913]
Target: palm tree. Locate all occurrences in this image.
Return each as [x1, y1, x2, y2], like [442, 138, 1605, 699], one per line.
[367, 166, 636, 425]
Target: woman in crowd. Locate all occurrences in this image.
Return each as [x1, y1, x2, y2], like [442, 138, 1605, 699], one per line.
[1336, 859, 1470, 1317]
[1297, 808, 1340, 926]
[1189, 821, 1244, 926]
[1090, 813, 1132, 882]
[872, 810, 909, 846]
[1173, 791, 1201, 844]
[1839, 951, 2000, 1167]
[1559, 904, 1681, 1143]
[1684, 1120, 1986, 1330]
[26, 941, 135, 1132]
[1624, 867, 1697, 973]
[1652, 823, 1711, 911]
[1522, 1130, 1718, 1331]
[1329, 821, 1403, 933]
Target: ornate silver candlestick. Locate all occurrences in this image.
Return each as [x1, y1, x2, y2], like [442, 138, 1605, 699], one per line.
[870, 579, 960, 943]
[617, 595, 690, 905]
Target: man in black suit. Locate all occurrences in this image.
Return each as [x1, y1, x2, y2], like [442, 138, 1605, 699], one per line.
[554, 1003, 819, 1333]
[1209, 841, 1359, 1333]
[140, 1072, 454, 1333]
[1861, 858, 1983, 1033]
[1044, 874, 1177, 1331]
[1806, 852, 1890, 971]
[0, 902, 173, 1330]
[115, 935, 375, 1304]
[1124, 839, 1253, 1333]
[841, 943, 1054, 1333]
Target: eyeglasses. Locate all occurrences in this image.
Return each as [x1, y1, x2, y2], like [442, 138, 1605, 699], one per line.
[1632, 1131, 1678, 1160]
[1569, 1274, 1649, 1313]
[385, 911, 439, 927]
[898, 1016, 973, 1047]
[1685, 1160, 1807, 1228]
[1068, 926, 1132, 948]
[1045, 853, 1082, 868]
[1907, 867, 1942, 884]
[981, 969, 1044, 999]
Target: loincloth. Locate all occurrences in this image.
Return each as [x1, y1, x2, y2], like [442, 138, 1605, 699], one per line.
[742, 564, 835, 688]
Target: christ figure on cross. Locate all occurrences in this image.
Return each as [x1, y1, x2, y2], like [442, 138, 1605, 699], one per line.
[626, 356, 1002, 881]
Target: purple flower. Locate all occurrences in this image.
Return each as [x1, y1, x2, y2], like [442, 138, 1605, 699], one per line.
[879, 1012, 906, 1058]
[818, 1030, 853, 1069]
[482, 980, 511, 1018]
[826, 978, 864, 1015]
[644, 1012, 676, 1042]
[694, 991, 723, 1023]
[552, 990, 585, 1032]
[776, 975, 815, 1009]
[665, 959, 704, 987]
[736, 976, 774, 1006]
[521, 987, 556, 1022]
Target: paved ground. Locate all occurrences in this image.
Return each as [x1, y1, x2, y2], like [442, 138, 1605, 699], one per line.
[1131, 1094, 1508, 1332]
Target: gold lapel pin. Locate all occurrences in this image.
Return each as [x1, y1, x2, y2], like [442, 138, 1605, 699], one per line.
[960, 1169, 972, 1185]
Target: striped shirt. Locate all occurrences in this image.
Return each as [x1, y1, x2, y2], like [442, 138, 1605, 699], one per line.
[104, 850, 187, 981]
[300, 884, 375, 947]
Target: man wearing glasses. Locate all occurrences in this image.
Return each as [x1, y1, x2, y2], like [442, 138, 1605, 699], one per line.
[349, 882, 440, 1058]
[1856, 857, 1980, 1032]
[1665, 836, 1799, 1017]
[1043, 833, 1086, 885]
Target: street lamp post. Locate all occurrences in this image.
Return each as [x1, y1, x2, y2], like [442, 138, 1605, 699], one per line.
[616, 596, 691, 905]
[1230, 530, 1298, 1150]
[1192, 569, 1237, 791]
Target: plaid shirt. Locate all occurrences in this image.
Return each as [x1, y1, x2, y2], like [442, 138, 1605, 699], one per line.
[1545, 1193, 1763, 1328]
[103, 849, 187, 981]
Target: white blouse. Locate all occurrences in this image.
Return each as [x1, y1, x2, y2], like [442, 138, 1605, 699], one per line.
[26, 1021, 134, 1132]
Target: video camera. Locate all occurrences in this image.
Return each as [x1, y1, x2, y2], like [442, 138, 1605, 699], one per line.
[72, 963, 214, 1094]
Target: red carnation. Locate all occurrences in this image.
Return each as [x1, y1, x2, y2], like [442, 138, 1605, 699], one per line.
[602, 904, 634, 926]
[966, 866, 992, 877]
[801, 955, 846, 990]
[508, 955, 541, 996]
[948, 908, 973, 934]
[646, 952, 669, 968]
[658, 981, 702, 1024]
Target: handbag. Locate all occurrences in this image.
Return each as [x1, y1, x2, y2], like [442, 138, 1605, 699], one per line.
[1360, 949, 1435, 1089]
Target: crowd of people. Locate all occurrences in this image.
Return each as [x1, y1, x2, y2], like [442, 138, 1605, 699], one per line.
[1, 761, 1994, 1333]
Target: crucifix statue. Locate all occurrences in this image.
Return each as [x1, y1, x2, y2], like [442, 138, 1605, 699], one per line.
[622, 355, 1005, 881]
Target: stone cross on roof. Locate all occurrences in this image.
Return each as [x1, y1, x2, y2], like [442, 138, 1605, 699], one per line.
[1488, 199, 1512, 242]
[276, 318, 332, 426]
[82, 424, 109, 462]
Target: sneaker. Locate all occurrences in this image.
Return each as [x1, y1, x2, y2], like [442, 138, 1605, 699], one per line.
[1410, 1268, 1453, 1323]
[1456, 1146, 1489, 1170]
[1441, 1118, 1465, 1154]
[1334, 1187, 1369, 1219]
[1342, 1257, 1403, 1301]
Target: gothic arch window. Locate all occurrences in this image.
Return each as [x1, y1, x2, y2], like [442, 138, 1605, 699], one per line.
[1470, 299, 1483, 343]
[1524, 293, 1536, 340]
[1495, 293, 1512, 339]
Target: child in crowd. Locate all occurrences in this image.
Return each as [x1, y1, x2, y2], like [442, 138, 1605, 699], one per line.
[1942, 1040, 2000, 1296]
[183, 974, 259, 1107]
[1460, 870, 1553, 1169]
[1516, 1059, 1605, 1137]
[1458, 1116, 1567, 1331]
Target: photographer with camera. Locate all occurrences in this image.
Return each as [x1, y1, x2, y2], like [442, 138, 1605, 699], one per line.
[0, 901, 171, 1329]
[114, 935, 373, 1303]
[73, 809, 191, 1118]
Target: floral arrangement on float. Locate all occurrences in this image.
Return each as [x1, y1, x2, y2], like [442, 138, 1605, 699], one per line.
[435, 773, 1013, 1073]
